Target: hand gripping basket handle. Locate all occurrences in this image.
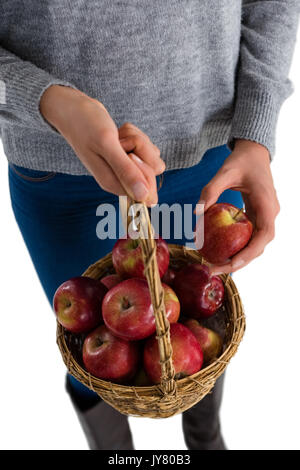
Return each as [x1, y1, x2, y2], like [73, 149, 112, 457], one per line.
[119, 195, 176, 396]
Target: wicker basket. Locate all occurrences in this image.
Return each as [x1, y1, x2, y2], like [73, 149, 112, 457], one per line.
[57, 200, 245, 418]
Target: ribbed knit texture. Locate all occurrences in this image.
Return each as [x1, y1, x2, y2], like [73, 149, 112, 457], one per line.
[228, 89, 281, 155]
[0, 1, 299, 175]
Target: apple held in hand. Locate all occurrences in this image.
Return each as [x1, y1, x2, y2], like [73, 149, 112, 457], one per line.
[173, 264, 224, 318]
[53, 277, 107, 333]
[100, 274, 122, 290]
[102, 278, 180, 341]
[143, 323, 203, 384]
[83, 325, 139, 383]
[184, 319, 223, 365]
[198, 203, 253, 264]
[112, 236, 169, 279]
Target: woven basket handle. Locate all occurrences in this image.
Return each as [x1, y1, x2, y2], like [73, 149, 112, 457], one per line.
[119, 196, 176, 395]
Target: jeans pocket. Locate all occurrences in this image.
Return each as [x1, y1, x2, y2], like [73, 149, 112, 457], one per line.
[9, 164, 57, 182]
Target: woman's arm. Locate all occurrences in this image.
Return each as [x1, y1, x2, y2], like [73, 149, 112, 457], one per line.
[0, 45, 163, 204]
[40, 85, 163, 204]
[229, 0, 299, 156]
[198, 1, 299, 273]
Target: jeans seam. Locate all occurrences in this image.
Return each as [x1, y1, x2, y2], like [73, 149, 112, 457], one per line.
[9, 164, 57, 182]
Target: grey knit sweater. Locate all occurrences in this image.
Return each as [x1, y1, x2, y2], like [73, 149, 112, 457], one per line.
[0, 1, 299, 175]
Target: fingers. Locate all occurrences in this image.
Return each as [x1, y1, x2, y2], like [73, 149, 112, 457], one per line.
[95, 131, 157, 204]
[120, 135, 165, 175]
[107, 147, 151, 202]
[195, 143, 280, 274]
[56, 98, 160, 203]
[210, 227, 274, 275]
[79, 150, 126, 195]
[82, 149, 158, 206]
[196, 168, 239, 213]
[119, 121, 152, 142]
[118, 122, 165, 175]
[128, 153, 158, 206]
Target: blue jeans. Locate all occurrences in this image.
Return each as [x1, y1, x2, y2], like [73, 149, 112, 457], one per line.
[8, 145, 243, 400]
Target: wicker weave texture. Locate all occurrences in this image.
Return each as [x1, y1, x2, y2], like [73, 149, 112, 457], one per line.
[57, 244, 245, 418]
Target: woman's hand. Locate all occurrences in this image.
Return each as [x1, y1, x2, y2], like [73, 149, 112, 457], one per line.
[40, 85, 165, 205]
[198, 139, 280, 274]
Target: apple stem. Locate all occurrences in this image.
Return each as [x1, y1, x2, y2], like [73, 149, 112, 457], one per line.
[233, 207, 244, 220]
[122, 297, 131, 310]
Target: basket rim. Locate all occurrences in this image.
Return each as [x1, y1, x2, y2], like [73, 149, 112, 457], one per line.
[56, 243, 246, 395]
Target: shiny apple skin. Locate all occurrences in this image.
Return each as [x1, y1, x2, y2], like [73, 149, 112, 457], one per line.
[184, 319, 223, 364]
[173, 264, 224, 318]
[100, 274, 122, 290]
[53, 276, 107, 333]
[143, 323, 203, 384]
[83, 325, 139, 383]
[162, 282, 181, 323]
[102, 279, 180, 341]
[112, 236, 169, 279]
[198, 203, 253, 264]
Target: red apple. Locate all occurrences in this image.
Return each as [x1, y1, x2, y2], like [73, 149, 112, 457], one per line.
[163, 282, 180, 323]
[143, 323, 203, 384]
[53, 277, 107, 333]
[100, 274, 122, 290]
[102, 278, 180, 341]
[184, 319, 223, 364]
[83, 325, 139, 383]
[132, 367, 152, 386]
[162, 268, 177, 287]
[112, 236, 169, 279]
[173, 264, 224, 318]
[198, 203, 253, 264]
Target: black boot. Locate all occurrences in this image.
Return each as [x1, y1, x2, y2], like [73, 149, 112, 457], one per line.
[182, 374, 227, 450]
[66, 377, 134, 450]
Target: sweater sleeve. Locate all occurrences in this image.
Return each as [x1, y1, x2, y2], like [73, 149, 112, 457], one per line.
[0, 45, 75, 131]
[229, 0, 300, 157]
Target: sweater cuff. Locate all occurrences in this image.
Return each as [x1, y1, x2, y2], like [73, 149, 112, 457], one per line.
[4, 62, 75, 133]
[228, 88, 282, 158]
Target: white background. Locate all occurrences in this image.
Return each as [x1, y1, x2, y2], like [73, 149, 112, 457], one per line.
[0, 40, 299, 451]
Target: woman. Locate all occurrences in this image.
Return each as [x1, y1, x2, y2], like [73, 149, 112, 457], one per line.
[0, 1, 299, 450]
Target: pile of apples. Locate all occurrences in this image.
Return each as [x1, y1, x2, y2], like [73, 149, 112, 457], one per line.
[54, 203, 253, 386]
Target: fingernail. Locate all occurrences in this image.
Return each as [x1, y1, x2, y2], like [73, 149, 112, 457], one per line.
[194, 203, 205, 216]
[146, 195, 158, 206]
[131, 153, 144, 165]
[232, 259, 245, 270]
[194, 199, 206, 215]
[211, 269, 224, 276]
[132, 182, 148, 201]
[159, 161, 166, 172]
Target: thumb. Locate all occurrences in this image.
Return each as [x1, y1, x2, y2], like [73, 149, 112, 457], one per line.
[197, 169, 235, 212]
